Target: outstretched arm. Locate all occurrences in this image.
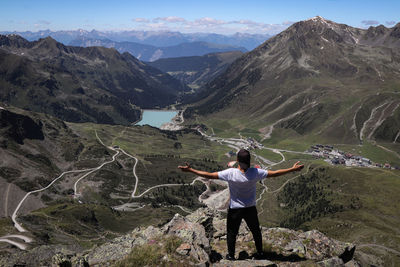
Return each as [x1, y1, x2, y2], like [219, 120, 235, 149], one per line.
[267, 161, 304, 177]
[178, 162, 219, 179]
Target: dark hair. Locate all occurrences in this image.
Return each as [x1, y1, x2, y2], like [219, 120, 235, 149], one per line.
[237, 149, 250, 171]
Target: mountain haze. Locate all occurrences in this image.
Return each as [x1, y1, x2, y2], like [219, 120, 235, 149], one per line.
[147, 51, 244, 88]
[69, 37, 247, 61]
[0, 35, 188, 125]
[187, 17, 400, 144]
[1, 29, 270, 50]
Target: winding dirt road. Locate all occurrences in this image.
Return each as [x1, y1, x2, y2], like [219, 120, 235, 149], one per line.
[12, 166, 102, 233]
[1, 121, 304, 250]
[258, 165, 311, 216]
[93, 131, 209, 211]
[0, 238, 27, 250]
[0, 132, 125, 249]
[74, 150, 120, 196]
[4, 184, 11, 218]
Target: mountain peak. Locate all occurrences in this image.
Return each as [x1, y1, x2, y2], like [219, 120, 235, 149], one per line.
[390, 22, 400, 38]
[307, 16, 328, 22]
[281, 16, 365, 45]
[302, 16, 337, 28]
[41, 35, 56, 42]
[35, 36, 62, 50]
[0, 34, 30, 48]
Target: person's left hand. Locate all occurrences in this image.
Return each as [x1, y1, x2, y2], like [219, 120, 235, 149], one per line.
[178, 162, 192, 172]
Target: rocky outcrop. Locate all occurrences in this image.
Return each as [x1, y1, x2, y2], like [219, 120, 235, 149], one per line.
[162, 213, 211, 263]
[0, 245, 85, 267]
[0, 109, 44, 144]
[0, 207, 360, 266]
[87, 225, 162, 265]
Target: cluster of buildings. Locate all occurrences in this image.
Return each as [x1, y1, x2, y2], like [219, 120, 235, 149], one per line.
[244, 137, 263, 150]
[309, 144, 399, 170]
[225, 137, 263, 158]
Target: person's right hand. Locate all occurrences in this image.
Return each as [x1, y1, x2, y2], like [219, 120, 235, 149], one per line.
[292, 161, 304, 171]
[178, 162, 192, 172]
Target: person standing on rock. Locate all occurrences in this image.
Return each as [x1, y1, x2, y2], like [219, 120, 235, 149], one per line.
[178, 148, 304, 260]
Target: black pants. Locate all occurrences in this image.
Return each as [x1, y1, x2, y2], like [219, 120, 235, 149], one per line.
[227, 206, 262, 256]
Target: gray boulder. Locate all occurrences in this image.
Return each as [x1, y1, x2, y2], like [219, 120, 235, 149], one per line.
[162, 213, 211, 263]
[87, 225, 161, 265]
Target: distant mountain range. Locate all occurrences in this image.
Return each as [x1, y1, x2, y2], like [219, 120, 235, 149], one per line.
[2, 18, 400, 144]
[69, 37, 247, 62]
[187, 17, 400, 144]
[147, 51, 244, 88]
[0, 35, 188, 125]
[0, 29, 271, 50]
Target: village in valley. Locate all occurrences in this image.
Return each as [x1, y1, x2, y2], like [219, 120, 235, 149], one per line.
[199, 124, 398, 171]
[223, 135, 398, 170]
[308, 144, 399, 170]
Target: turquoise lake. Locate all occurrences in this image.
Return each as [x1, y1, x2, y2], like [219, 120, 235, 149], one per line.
[136, 110, 178, 128]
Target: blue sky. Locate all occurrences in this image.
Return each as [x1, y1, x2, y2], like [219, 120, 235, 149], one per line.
[1, 0, 399, 34]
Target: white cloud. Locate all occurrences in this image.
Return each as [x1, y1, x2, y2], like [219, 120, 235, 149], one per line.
[153, 16, 186, 23]
[193, 17, 226, 26]
[386, 21, 396, 26]
[133, 18, 150, 23]
[231, 19, 263, 27]
[130, 16, 290, 34]
[361, 20, 380, 26]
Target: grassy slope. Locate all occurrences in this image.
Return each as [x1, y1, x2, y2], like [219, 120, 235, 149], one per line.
[13, 122, 231, 249]
[69, 123, 230, 163]
[195, 114, 400, 166]
[257, 158, 400, 266]
[190, 108, 400, 265]
[190, 103, 400, 265]
[186, 91, 400, 264]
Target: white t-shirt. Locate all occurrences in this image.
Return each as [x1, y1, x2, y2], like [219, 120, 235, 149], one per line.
[218, 167, 268, 209]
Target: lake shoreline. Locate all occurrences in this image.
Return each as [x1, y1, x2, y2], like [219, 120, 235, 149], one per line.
[136, 109, 181, 129]
[160, 109, 185, 131]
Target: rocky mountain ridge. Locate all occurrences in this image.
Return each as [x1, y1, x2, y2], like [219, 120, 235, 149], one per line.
[187, 16, 400, 144]
[0, 35, 188, 125]
[1, 207, 363, 266]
